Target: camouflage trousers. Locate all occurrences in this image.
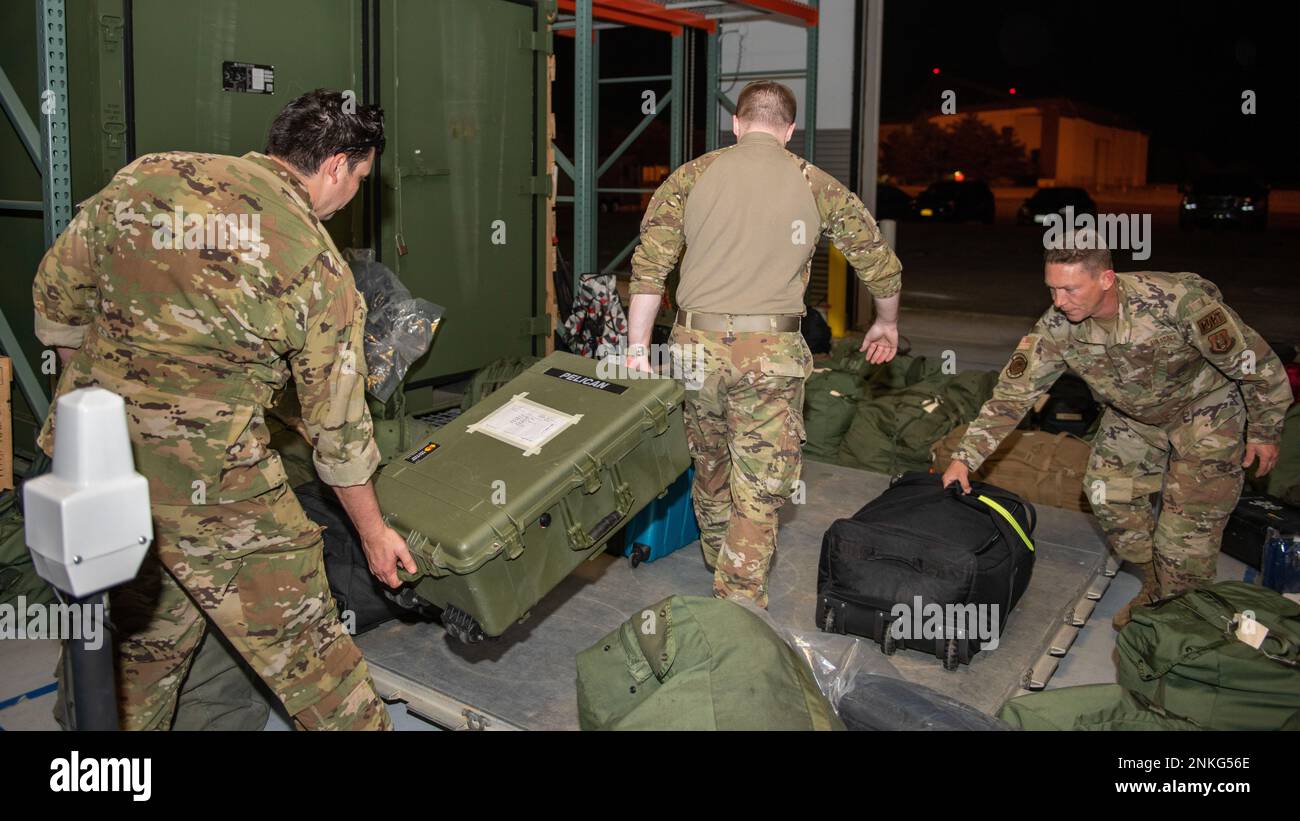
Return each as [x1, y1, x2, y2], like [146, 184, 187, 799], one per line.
[1083, 386, 1246, 597]
[100, 484, 390, 730]
[671, 325, 812, 608]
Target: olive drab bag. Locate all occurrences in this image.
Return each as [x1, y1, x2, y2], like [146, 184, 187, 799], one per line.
[803, 368, 863, 459]
[1116, 581, 1300, 730]
[997, 684, 1205, 731]
[0, 490, 54, 609]
[839, 370, 997, 475]
[576, 595, 843, 731]
[459, 356, 541, 411]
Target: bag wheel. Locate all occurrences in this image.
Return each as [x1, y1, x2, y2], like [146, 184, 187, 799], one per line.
[942, 638, 960, 671]
[630, 543, 651, 568]
[881, 629, 898, 656]
[442, 603, 486, 644]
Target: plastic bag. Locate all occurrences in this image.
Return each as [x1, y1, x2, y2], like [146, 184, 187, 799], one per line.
[778, 626, 1008, 730]
[348, 255, 445, 401]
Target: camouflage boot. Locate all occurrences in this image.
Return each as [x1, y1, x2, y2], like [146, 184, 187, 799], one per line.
[1111, 561, 1159, 631]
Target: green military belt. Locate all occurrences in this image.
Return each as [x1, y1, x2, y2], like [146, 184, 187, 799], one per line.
[675, 310, 801, 333]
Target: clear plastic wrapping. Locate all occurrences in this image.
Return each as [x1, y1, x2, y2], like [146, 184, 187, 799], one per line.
[348, 256, 445, 401]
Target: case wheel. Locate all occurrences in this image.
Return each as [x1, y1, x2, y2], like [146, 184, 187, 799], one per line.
[442, 604, 486, 644]
[630, 543, 651, 568]
[942, 638, 960, 671]
[881, 629, 898, 656]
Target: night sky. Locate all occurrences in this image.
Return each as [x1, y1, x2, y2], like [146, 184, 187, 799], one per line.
[556, 2, 1297, 186]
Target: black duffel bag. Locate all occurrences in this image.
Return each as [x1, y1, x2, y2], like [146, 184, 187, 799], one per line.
[296, 481, 436, 635]
[816, 472, 1036, 670]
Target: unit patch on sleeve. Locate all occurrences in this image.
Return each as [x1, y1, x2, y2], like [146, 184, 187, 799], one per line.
[1196, 308, 1227, 337]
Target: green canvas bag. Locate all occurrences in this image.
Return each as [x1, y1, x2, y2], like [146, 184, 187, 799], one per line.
[576, 595, 843, 731]
[998, 684, 1203, 731]
[1116, 581, 1300, 730]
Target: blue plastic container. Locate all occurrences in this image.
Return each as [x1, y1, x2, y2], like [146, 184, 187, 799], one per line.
[623, 467, 700, 566]
[1261, 528, 1300, 595]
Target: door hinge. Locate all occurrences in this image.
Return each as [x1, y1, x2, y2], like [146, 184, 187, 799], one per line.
[520, 315, 552, 338]
[521, 30, 553, 55]
[519, 175, 551, 196]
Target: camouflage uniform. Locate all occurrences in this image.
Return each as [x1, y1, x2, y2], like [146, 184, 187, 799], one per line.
[953, 272, 1291, 596]
[34, 151, 390, 730]
[632, 133, 901, 606]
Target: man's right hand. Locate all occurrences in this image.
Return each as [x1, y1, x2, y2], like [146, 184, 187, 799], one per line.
[360, 525, 418, 589]
[941, 460, 972, 494]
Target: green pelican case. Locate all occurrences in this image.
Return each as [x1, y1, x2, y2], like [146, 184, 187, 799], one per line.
[377, 352, 690, 641]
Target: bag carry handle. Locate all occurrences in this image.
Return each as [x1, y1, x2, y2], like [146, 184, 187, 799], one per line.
[975, 494, 1035, 553]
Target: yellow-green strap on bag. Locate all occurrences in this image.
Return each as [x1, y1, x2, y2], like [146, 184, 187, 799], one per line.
[977, 494, 1035, 553]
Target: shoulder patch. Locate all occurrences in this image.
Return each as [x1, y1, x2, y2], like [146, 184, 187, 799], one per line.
[1208, 329, 1236, 355]
[1015, 334, 1037, 351]
[1196, 308, 1227, 336]
[1006, 353, 1030, 378]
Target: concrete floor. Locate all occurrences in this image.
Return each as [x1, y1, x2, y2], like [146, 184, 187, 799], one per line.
[0, 486, 1255, 732]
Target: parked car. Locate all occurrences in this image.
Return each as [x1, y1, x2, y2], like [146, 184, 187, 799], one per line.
[914, 180, 995, 224]
[874, 184, 914, 221]
[1017, 187, 1097, 225]
[1179, 175, 1269, 230]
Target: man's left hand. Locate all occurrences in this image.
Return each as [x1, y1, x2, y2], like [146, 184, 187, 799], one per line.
[626, 354, 654, 375]
[1243, 442, 1280, 477]
[860, 321, 899, 365]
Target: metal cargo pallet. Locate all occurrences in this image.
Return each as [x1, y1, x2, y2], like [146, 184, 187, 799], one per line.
[357, 460, 1111, 729]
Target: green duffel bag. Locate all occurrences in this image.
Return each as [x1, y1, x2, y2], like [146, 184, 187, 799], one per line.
[576, 595, 843, 731]
[0, 491, 55, 609]
[998, 684, 1203, 730]
[839, 370, 998, 475]
[1257, 402, 1300, 506]
[1117, 581, 1300, 731]
[803, 368, 863, 459]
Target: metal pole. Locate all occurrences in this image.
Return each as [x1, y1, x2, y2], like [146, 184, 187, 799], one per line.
[597, 91, 672, 178]
[858, 0, 884, 213]
[591, 29, 600, 276]
[66, 593, 118, 731]
[705, 27, 720, 151]
[37, 0, 72, 248]
[804, 0, 818, 162]
[573, 0, 594, 290]
[670, 34, 683, 168]
[0, 66, 42, 168]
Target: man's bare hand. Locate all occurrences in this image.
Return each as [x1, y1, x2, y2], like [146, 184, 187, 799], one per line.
[941, 460, 972, 494]
[360, 525, 417, 589]
[626, 354, 654, 374]
[1243, 443, 1280, 478]
[860, 321, 899, 365]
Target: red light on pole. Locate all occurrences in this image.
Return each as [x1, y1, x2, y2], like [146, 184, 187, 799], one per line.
[1009, 87, 1017, 95]
[932, 67, 940, 75]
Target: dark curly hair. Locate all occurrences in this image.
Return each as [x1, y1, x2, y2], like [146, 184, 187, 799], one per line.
[265, 89, 385, 175]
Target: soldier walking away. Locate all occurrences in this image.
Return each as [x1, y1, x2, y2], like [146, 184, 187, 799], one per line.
[626, 81, 903, 608]
[942, 235, 1290, 629]
[33, 90, 414, 729]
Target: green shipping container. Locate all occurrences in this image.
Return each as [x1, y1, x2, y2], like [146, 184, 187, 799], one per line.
[1, 0, 552, 458]
[377, 352, 690, 641]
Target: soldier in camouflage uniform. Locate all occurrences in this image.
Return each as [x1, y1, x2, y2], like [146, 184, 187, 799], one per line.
[627, 82, 903, 607]
[33, 90, 415, 729]
[943, 238, 1289, 628]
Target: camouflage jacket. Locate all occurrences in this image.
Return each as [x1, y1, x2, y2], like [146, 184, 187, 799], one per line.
[629, 132, 901, 314]
[33, 151, 379, 505]
[953, 271, 1291, 472]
